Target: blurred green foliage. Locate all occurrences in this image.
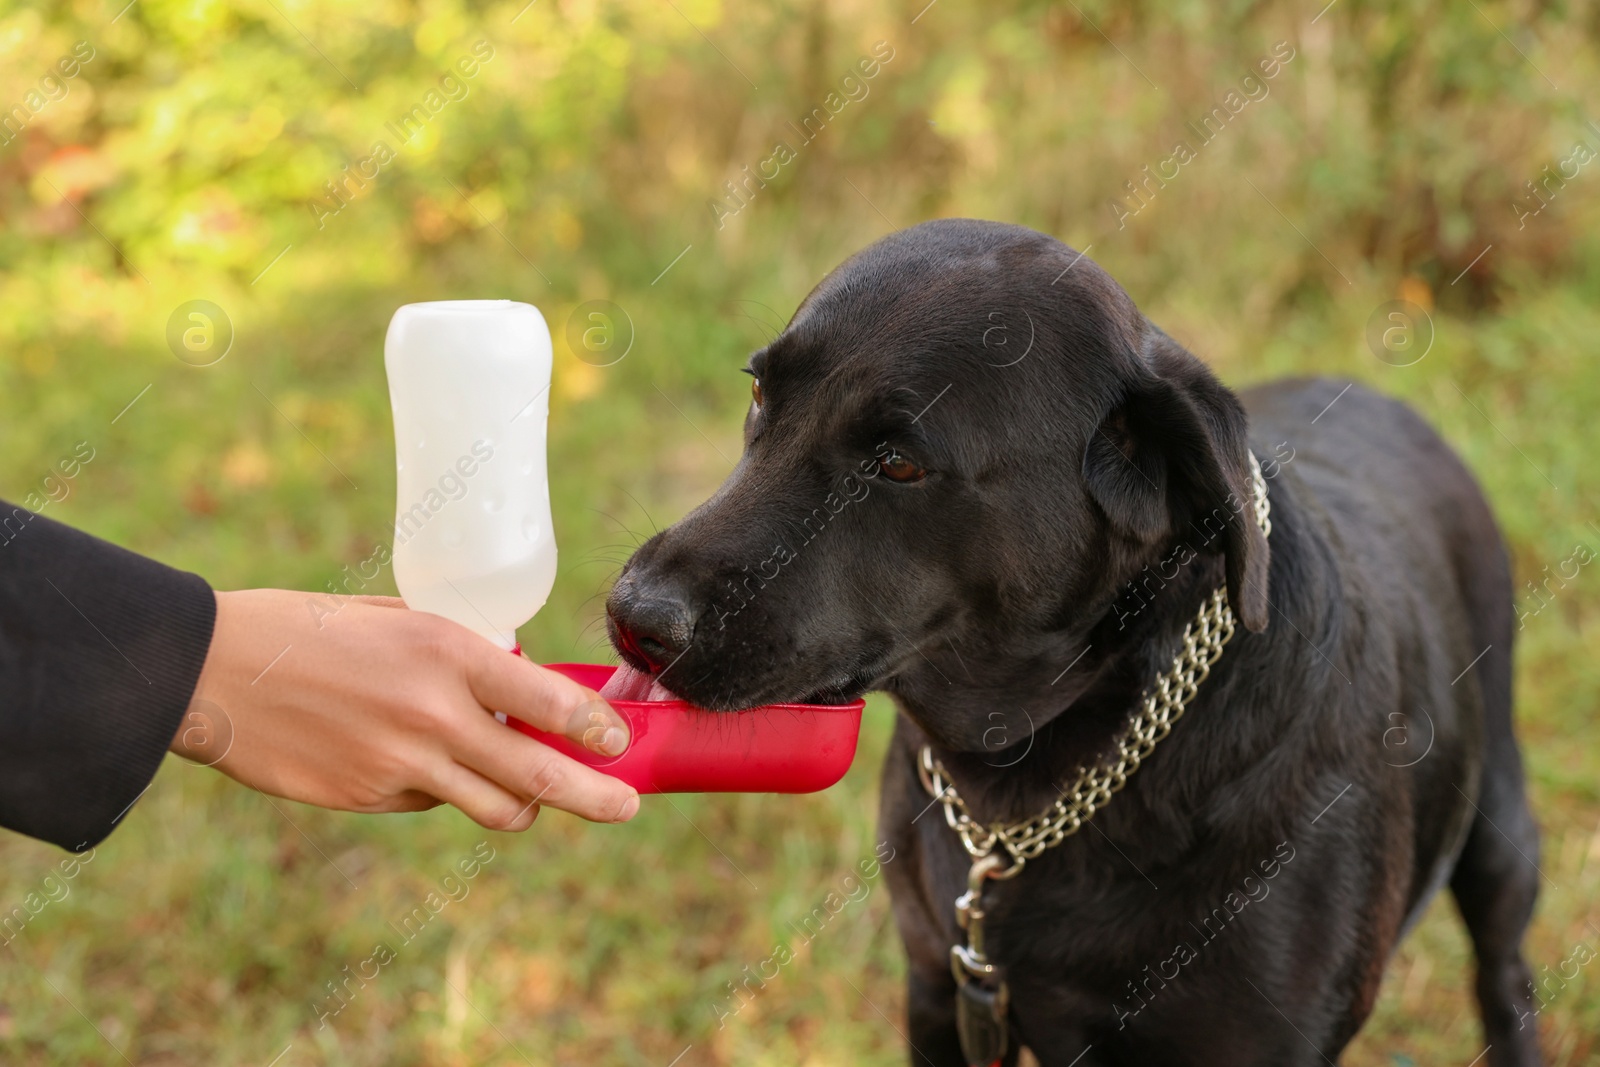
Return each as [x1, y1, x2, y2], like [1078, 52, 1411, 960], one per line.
[1, 0, 1598, 1063]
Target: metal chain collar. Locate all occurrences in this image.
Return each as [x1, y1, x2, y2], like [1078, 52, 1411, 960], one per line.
[918, 451, 1273, 878]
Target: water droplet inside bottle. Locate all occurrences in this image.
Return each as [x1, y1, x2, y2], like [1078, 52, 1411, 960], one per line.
[484, 496, 503, 513]
[521, 515, 541, 542]
[520, 459, 533, 475]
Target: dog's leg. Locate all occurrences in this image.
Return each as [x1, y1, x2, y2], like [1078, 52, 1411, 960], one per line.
[905, 966, 970, 1067]
[1449, 640, 1542, 1067]
[1450, 782, 1542, 1066]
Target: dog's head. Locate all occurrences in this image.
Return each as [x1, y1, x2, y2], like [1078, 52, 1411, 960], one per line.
[606, 219, 1267, 751]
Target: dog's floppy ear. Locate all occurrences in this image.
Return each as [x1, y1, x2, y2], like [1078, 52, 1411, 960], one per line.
[1081, 330, 1270, 632]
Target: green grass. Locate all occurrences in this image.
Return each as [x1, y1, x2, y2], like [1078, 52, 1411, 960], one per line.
[2, 0, 1598, 1062]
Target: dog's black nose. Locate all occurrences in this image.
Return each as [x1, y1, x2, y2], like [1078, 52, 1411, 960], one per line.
[608, 591, 696, 672]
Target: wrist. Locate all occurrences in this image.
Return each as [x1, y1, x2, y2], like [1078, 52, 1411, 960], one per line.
[171, 590, 231, 760]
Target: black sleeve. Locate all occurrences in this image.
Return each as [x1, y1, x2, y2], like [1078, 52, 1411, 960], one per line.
[0, 500, 216, 851]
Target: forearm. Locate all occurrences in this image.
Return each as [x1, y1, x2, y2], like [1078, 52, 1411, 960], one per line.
[0, 500, 214, 851]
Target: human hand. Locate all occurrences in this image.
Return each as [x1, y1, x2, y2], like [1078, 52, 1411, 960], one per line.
[171, 589, 639, 829]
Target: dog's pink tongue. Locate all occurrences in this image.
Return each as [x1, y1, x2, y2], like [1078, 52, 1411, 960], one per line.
[599, 664, 680, 702]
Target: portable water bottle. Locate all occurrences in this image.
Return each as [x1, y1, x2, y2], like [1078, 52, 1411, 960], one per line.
[384, 300, 866, 796]
[385, 300, 556, 650]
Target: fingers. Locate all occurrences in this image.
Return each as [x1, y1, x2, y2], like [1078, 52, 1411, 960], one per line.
[465, 647, 631, 757]
[454, 632, 640, 823]
[450, 712, 640, 824]
[418, 761, 542, 831]
[382, 615, 639, 825]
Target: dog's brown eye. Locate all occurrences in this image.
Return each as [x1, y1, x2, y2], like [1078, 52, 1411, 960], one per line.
[878, 453, 926, 483]
[752, 378, 763, 408]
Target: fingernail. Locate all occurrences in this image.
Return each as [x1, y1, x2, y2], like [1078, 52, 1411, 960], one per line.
[618, 794, 640, 821]
[599, 726, 629, 756]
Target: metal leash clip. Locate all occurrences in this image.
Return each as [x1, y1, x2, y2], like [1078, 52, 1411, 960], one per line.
[952, 853, 1014, 1067]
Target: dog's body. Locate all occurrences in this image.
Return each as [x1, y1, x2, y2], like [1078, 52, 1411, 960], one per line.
[882, 377, 1538, 1065]
[606, 220, 1540, 1065]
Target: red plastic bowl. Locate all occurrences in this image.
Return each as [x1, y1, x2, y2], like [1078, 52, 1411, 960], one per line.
[509, 664, 866, 794]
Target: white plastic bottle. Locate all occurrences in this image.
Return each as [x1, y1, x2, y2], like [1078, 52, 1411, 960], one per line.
[385, 300, 557, 650]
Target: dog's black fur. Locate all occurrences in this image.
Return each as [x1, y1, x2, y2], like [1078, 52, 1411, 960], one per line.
[606, 219, 1541, 1065]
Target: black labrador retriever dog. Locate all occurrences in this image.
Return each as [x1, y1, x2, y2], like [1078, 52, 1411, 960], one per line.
[605, 219, 1541, 1066]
